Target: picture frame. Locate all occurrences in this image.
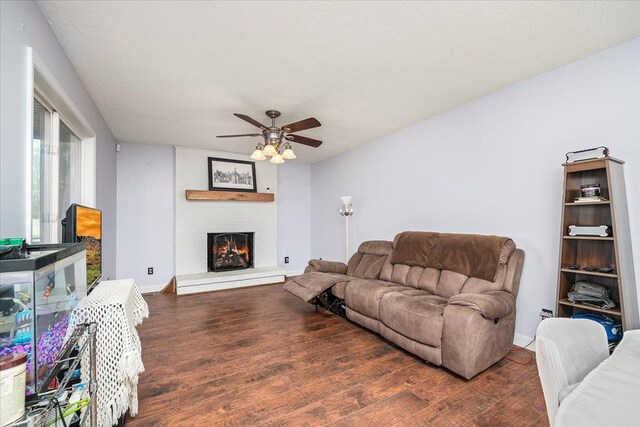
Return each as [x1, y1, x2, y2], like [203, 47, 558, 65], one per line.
[208, 157, 257, 192]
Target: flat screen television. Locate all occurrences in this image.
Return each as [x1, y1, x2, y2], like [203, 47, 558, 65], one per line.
[62, 203, 102, 290]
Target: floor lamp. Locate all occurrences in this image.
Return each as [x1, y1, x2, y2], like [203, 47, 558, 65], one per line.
[339, 196, 354, 263]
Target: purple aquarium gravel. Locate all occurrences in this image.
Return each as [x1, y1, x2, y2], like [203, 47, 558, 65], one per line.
[0, 314, 71, 395]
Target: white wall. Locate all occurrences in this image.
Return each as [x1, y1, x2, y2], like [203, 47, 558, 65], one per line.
[310, 38, 640, 341]
[116, 142, 174, 291]
[175, 147, 279, 275]
[0, 0, 117, 279]
[277, 163, 311, 274]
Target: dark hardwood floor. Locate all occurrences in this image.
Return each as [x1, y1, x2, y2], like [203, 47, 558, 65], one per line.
[127, 283, 548, 426]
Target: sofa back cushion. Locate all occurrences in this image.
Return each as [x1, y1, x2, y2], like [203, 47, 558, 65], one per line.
[390, 231, 514, 282]
[347, 240, 393, 279]
[378, 232, 519, 299]
[379, 259, 512, 298]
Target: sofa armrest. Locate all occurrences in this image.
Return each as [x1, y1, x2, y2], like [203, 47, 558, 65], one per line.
[306, 259, 348, 274]
[447, 291, 515, 319]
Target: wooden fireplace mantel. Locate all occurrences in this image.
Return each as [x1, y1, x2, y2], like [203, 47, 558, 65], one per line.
[185, 190, 274, 202]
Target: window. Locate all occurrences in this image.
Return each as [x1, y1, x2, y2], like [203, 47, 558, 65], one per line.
[28, 50, 96, 245]
[31, 98, 49, 243]
[31, 97, 82, 243]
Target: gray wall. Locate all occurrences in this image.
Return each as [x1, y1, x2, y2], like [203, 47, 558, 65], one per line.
[116, 142, 175, 290]
[310, 38, 640, 341]
[0, 0, 117, 278]
[277, 163, 311, 273]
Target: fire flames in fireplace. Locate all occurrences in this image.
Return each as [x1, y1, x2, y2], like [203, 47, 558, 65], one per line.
[207, 232, 254, 272]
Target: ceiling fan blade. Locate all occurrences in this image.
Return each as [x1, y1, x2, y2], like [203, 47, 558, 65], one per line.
[216, 133, 262, 138]
[233, 113, 268, 129]
[285, 134, 322, 148]
[281, 117, 321, 133]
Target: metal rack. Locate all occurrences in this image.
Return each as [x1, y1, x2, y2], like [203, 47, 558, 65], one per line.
[8, 323, 97, 427]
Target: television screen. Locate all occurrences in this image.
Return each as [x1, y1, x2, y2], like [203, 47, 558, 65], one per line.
[63, 204, 102, 289]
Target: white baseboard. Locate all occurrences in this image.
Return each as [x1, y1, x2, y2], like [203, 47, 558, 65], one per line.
[514, 333, 536, 352]
[137, 283, 167, 294]
[284, 269, 305, 277]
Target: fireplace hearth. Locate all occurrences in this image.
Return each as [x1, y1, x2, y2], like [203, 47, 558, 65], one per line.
[207, 232, 254, 272]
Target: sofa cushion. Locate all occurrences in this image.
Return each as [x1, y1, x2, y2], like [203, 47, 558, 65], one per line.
[379, 290, 447, 348]
[346, 308, 381, 333]
[447, 291, 516, 319]
[331, 281, 349, 299]
[379, 324, 442, 366]
[347, 253, 388, 279]
[344, 279, 406, 320]
[357, 240, 394, 256]
[346, 240, 393, 280]
[307, 259, 348, 274]
[390, 264, 412, 285]
[459, 265, 507, 294]
[380, 261, 442, 293]
[380, 256, 513, 298]
[390, 231, 514, 282]
[435, 270, 470, 299]
[283, 272, 351, 302]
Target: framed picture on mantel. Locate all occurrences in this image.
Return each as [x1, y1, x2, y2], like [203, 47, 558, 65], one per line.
[208, 157, 257, 192]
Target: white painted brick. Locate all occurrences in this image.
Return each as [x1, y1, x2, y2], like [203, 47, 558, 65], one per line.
[175, 147, 278, 275]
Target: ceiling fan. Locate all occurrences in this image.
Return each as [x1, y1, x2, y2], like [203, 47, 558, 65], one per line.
[217, 109, 322, 163]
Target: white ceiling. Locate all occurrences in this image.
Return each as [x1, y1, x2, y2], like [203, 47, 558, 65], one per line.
[37, 1, 639, 163]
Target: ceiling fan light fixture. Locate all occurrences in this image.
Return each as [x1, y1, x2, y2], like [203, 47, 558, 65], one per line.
[218, 110, 322, 164]
[270, 153, 285, 164]
[281, 145, 296, 160]
[268, 130, 281, 140]
[250, 146, 266, 160]
[262, 143, 278, 157]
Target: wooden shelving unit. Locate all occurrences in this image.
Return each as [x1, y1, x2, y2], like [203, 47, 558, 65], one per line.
[556, 157, 639, 331]
[185, 190, 274, 202]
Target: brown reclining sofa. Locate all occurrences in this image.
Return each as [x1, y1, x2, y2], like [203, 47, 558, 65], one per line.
[284, 231, 525, 379]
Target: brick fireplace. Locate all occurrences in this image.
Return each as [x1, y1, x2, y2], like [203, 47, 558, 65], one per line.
[175, 147, 284, 295]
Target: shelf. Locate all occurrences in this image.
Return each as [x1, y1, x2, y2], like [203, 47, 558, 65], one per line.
[557, 157, 638, 331]
[185, 190, 274, 202]
[558, 299, 621, 316]
[562, 236, 614, 241]
[560, 268, 617, 278]
[564, 201, 610, 206]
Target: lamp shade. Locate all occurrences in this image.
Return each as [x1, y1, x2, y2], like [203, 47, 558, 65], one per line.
[340, 196, 352, 207]
[281, 147, 296, 160]
[262, 143, 277, 157]
[270, 153, 285, 164]
[250, 148, 266, 160]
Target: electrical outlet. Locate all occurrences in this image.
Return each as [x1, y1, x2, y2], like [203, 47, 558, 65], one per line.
[540, 308, 553, 320]
[148, 267, 154, 275]
[284, 257, 289, 264]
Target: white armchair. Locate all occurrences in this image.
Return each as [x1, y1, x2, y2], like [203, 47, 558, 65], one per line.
[535, 318, 609, 426]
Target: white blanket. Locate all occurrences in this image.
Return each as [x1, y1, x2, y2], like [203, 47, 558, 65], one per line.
[71, 279, 149, 427]
[556, 330, 640, 427]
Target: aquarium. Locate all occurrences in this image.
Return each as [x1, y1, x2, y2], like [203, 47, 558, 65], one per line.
[0, 243, 87, 396]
